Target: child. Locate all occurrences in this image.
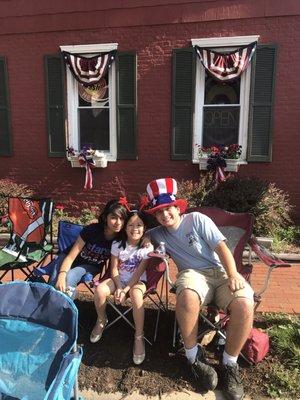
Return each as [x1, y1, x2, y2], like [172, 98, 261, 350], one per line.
[90, 210, 154, 365]
[48, 199, 128, 298]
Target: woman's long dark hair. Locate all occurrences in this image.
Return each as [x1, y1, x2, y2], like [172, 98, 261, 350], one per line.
[98, 199, 128, 239]
[119, 210, 148, 249]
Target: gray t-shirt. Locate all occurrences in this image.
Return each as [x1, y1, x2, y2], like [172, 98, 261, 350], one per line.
[148, 212, 226, 271]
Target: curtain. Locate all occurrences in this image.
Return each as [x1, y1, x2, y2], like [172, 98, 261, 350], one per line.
[195, 42, 257, 83]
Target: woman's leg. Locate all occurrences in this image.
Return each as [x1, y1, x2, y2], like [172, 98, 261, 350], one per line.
[130, 282, 146, 360]
[90, 278, 116, 342]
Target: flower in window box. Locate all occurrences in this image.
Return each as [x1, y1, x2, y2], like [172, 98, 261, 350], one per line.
[196, 144, 242, 181]
[66, 146, 107, 190]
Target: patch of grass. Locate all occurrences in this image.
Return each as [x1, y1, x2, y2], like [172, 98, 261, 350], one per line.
[259, 313, 300, 398]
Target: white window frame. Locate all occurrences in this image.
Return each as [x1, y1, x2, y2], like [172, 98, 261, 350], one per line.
[191, 35, 259, 163]
[60, 43, 118, 162]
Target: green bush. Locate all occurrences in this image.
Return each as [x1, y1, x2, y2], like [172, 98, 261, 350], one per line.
[177, 176, 293, 237]
[203, 177, 292, 236]
[177, 173, 214, 208]
[0, 179, 34, 218]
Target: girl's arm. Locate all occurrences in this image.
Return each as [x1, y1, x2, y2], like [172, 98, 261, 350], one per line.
[110, 254, 124, 304]
[55, 236, 85, 293]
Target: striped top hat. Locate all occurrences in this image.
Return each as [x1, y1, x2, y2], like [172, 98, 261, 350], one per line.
[145, 178, 188, 215]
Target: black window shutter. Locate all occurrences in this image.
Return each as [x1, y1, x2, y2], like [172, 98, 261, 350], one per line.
[172, 48, 195, 160]
[247, 44, 277, 162]
[45, 55, 65, 156]
[0, 57, 12, 156]
[116, 52, 137, 160]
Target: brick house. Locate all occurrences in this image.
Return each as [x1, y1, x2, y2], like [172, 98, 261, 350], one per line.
[0, 0, 299, 220]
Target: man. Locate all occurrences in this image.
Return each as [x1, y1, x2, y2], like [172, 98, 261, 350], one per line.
[145, 177, 254, 400]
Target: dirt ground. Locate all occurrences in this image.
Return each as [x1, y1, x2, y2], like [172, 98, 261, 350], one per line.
[76, 293, 273, 399]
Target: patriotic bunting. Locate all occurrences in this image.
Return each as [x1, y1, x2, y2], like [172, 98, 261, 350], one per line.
[195, 42, 257, 83]
[62, 50, 116, 86]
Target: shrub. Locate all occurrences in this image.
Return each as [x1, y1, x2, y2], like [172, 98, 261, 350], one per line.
[177, 173, 215, 208]
[202, 177, 292, 236]
[0, 179, 34, 218]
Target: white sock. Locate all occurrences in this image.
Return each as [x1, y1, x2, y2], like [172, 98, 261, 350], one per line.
[222, 350, 238, 367]
[185, 345, 198, 364]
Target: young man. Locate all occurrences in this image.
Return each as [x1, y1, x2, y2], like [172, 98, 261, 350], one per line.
[145, 177, 254, 400]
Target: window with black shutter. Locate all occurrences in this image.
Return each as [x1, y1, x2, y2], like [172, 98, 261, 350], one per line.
[172, 37, 276, 164]
[48, 44, 137, 165]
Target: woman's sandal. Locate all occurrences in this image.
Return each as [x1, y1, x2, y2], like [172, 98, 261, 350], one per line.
[90, 315, 108, 343]
[133, 333, 145, 365]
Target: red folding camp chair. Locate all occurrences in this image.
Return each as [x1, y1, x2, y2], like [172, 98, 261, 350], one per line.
[168, 207, 291, 362]
[0, 197, 53, 282]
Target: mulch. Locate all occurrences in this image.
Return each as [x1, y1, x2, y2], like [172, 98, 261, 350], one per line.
[75, 293, 270, 398]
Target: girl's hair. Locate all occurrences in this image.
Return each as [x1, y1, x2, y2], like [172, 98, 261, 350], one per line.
[119, 210, 148, 249]
[98, 199, 128, 228]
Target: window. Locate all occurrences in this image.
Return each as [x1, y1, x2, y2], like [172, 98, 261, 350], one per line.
[60, 43, 118, 161]
[191, 36, 259, 163]
[171, 36, 277, 163]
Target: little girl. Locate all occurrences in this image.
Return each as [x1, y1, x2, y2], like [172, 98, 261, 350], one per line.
[90, 210, 153, 365]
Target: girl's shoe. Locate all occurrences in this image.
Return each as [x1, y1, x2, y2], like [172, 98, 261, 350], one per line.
[133, 333, 145, 365]
[90, 315, 108, 343]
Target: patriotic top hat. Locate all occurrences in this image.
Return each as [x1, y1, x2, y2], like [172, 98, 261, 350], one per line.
[145, 178, 188, 215]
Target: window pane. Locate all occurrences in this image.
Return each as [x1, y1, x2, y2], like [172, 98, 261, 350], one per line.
[203, 106, 239, 147]
[78, 78, 109, 107]
[204, 74, 240, 105]
[79, 108, 109, 150]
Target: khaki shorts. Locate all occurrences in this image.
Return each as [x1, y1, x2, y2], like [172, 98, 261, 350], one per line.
[175, 268, 254, 311]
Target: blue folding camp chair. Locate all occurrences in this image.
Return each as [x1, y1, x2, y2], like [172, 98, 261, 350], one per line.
[31, 220, 94, 294]
[0, 281, 83, 400]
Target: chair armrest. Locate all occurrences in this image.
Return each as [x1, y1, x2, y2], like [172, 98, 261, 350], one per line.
[148, 252, 175, 288]
[248, 236, 291, 268]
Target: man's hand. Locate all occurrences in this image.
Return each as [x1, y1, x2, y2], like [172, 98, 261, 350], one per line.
[228, 273, 246, 292]
[140, 236, 152, 248]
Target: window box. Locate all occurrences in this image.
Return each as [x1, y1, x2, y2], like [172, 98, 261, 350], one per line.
[67, 154, 108, 168]
[199, 157, 240, 172]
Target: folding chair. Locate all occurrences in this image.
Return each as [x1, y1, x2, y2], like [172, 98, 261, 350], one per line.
[0, 281, 83, 400]
[0, 197, 53, 283]
[32, 220, 94, 294]
[170, 206, 291, 361]
[94, 256, 168, 344]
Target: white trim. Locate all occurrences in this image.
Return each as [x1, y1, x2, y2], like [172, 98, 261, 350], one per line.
[192, 36, 256, 163]
[60, 43, 118, 54]
[191, 35, 259, 48]
[63, 43, 118, 164]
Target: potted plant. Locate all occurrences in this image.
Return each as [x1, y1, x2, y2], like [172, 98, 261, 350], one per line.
[197, 144, 242, 172]
[66, 146, 108, 168]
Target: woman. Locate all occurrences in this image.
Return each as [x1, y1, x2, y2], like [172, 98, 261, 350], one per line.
[48, 199, 128, 298]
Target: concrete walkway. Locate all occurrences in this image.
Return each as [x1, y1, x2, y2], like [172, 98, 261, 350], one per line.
[79, 389, 255, 400]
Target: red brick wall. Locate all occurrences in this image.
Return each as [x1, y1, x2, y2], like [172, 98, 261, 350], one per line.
[0, 1, 299, 219]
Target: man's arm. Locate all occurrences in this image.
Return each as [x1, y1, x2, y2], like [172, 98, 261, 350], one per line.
[215, 240, 246, 292]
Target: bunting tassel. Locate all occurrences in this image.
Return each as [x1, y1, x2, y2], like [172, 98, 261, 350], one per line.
[84, 163, 93, 190]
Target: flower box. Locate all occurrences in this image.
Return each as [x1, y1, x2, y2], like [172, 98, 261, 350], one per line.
[67, 155, 108, 168]
[199, 157, 240, 172]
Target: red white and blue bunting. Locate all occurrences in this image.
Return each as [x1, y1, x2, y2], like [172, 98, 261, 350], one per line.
[195, 42, 257, 83]
[62, 50, 116, 86]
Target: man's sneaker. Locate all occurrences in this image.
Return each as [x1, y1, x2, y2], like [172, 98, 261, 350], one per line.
[191, 346, 218, 391]
[220, 364, 244, 400]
